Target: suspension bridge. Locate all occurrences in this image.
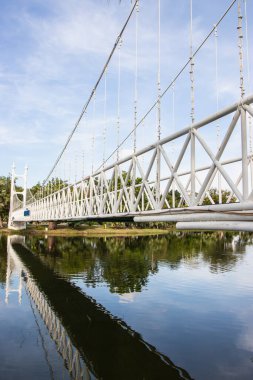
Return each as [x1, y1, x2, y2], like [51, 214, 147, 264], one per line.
[8, 0, 253, 231]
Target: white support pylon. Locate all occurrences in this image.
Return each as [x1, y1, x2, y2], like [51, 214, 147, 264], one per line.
[8, 165, 28, 230]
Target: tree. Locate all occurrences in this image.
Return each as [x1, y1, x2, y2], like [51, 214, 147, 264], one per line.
[202, 188, 236, 205]
[30, 178, 69, 198]
[164, 189, 182, 208]
[0, 176, 11, 225]
[0, 176, 24, 225]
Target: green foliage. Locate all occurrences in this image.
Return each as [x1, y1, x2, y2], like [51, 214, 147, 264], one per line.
[111, 170, 142, 191]
[25, 232, 251, 294]
[164, 189, 182, 208]
[0, 236, 7, 283]
[202, 188, 237, 205]
[0, 176, 11, 223]
[31, 178, 68, 197]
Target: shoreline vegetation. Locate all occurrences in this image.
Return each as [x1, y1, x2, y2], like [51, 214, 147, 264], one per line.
[0, 223, 173, 237]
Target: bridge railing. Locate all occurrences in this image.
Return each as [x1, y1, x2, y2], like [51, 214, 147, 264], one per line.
[11, 94, 253, 222]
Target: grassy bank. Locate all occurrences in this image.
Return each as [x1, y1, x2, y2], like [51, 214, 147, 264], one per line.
[0, 224, 173, 237]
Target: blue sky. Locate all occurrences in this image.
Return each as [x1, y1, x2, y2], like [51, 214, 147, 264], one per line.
[0, 0, 252, 186]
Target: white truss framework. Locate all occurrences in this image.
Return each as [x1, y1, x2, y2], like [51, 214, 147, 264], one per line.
[9, 94, 253, 227]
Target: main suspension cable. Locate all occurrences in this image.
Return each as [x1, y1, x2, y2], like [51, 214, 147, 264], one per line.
[42, 0, 139, 185]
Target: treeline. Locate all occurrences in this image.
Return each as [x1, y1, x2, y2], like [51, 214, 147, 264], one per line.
[0, 173, 236, 226]
[24, 232, 250, 293]
[0, 177, 11, 225]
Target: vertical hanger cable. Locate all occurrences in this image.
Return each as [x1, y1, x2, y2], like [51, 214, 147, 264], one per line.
[190, 0, 195, 124]
[157, 0, 161, 140]
[244, 0, 252, 155]
[103, 68, 108, 168]
[133, 1, 139, 153]
[237, 1, 245, 99]
[92, 91, 96, 173]
[214, 25, 222, 203]
[117, 39, 122, 161]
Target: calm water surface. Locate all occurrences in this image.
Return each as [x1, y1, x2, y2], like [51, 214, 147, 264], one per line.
[0, 232, 253, 379]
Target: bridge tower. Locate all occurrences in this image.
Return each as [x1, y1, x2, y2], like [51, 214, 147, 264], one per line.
[5, 236, 25, 304]
[8, 164, 28, 230]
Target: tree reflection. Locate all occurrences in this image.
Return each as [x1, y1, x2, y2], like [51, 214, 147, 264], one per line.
[0, 235, 7, 285]
[25, 232, 253, 294]
[12, 240, 193, 380]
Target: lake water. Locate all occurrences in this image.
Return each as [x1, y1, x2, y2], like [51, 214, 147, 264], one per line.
[0, 232, 253, 379]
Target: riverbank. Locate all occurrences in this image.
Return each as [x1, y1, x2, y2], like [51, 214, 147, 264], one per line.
[0, 224, 172, 237]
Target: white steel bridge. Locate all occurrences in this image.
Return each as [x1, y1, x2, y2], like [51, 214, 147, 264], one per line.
[8, 0, 253, 231]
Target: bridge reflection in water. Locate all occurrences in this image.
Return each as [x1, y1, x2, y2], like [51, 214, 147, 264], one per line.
[7, 236, 192, 380]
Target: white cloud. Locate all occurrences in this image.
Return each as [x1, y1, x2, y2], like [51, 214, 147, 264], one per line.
[119, 292, 137, 303]
[0, 125, 42, 145]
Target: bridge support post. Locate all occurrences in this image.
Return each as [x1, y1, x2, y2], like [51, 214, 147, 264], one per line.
[156, 146, 161, 205]
[241, 107, 249, 199]
[190, 130, 196, 205]
[114, 165, 118, 213]
[8, 165, 28, 230]
[8, 164, 15, 229]
[131, 157, 136, 212]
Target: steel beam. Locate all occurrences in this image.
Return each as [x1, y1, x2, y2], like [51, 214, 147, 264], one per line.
[134, 212, 253, 223]
[193, 128, 243, 201]
[195, 110, 240, 203]
[176, 221, 253, 232]
[243, 104, 253, 118]
[190, 130, 196, 205]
